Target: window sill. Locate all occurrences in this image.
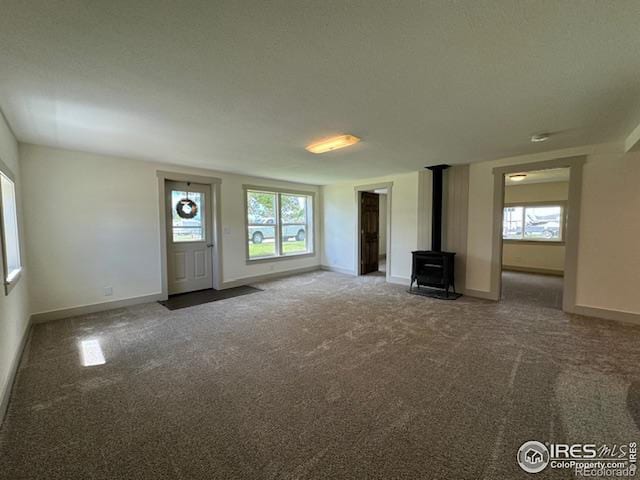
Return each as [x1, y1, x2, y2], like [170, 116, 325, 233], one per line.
[4, 267, 22, 295]
[246, 252, 316, 265]
[503, 239, 565, 246]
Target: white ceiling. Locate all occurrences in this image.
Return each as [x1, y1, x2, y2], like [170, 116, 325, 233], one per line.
[1, 1, 640, 185]
[504, 168, 569, 186]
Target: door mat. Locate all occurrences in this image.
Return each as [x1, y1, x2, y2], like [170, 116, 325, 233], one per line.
[159, 286, 263, 310]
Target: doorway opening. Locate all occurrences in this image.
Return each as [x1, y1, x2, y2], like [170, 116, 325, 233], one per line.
[356, 184, 392, 279]
[500, 167, 569, 309]
[492, 156, 585, 312]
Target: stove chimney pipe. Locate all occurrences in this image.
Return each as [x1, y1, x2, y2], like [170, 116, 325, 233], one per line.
[426, 164, 450, 252]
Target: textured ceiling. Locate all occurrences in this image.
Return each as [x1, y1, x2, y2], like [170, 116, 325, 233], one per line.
[1, 1, 640, 184]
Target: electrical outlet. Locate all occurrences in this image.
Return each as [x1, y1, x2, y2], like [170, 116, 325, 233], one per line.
[103, 286, 113, 297]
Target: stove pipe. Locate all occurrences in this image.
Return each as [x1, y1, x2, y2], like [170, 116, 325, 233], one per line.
[426, 164, 450, 252]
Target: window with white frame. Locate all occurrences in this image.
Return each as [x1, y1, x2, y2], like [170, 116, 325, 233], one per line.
[0, 169, 22, 293]
[246, 188, 313, 260]
[503, 204, 564, 242]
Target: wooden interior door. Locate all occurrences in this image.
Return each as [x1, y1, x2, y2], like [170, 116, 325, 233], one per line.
[360, 192, 379, 274]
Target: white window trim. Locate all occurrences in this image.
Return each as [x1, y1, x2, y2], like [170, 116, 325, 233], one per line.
[243, 185, 316, 263]
[0, 157, 23, 295]
[502, 201, 567, 244]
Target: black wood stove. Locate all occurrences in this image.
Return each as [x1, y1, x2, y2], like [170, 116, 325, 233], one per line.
[410, 250, 456, 297]
[409, 164, 461, 299]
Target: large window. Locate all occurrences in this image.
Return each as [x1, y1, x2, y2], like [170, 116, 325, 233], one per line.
[0, 170, 22, 293]
[246, 188, 313, 260]
[503, 204, 564, 242]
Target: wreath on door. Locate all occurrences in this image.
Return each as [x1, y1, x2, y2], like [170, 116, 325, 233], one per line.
[176, 198, 198, 219]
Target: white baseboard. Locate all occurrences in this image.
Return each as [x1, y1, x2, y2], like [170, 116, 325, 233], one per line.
[464, 288, 499, 301]
[30, 293, 165, 324]
[388, 275, 411, 286]
[1, 319, 32, 427]
[222, 266, 321, 288]
[462, 290, 640, 325]
[33, 267, 324, 323]
[503, 265, 564, 277]
[320, 265, 357, 276]
[574, 305, 640, 326]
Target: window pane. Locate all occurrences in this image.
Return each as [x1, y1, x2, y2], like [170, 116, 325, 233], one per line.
[281, 225, 308, 255]
[1, 173, 21, 280]
[524, 206, 562, 240]
[280, 194, 310, 255]
[247, 191, 276, 224]
[503, 206, 523, 239]
[172, 190, 204, 242]
[280, 194, 306, 223]
[247, 191, 276, 258]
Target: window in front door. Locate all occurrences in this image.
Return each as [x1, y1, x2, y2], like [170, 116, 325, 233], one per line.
[171, 190, 205, 242]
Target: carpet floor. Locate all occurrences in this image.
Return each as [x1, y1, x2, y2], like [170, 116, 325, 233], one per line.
[502, 270, 564, 310]
[1, 271, 639, 479]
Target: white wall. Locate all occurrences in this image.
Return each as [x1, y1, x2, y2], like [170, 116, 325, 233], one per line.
[576, 150, 640, 313]
[322, 172, 420, 282]
[502, 243, 566, 273]
[379, 193, 387, 255]
[504, 181, 568, 204]
[0, 113, 30, 417]
[502, 181, 568, 273]
[20, 144, 320, 315]
[442, 165, 469, 292]
[466, 143, 640, 315]
[319, 183, 356, 275]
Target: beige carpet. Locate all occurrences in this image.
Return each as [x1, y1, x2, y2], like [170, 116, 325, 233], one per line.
[502, 270, 564, 310]
[1, 271, 639, 479]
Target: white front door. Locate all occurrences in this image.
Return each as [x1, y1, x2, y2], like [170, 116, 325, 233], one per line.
[166, 181, 213, 294]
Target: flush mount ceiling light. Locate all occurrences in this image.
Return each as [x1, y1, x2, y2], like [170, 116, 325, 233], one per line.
[509, 174, 527, 182]
[530, 133, 551, 143]
[305, 134, 360, 154]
